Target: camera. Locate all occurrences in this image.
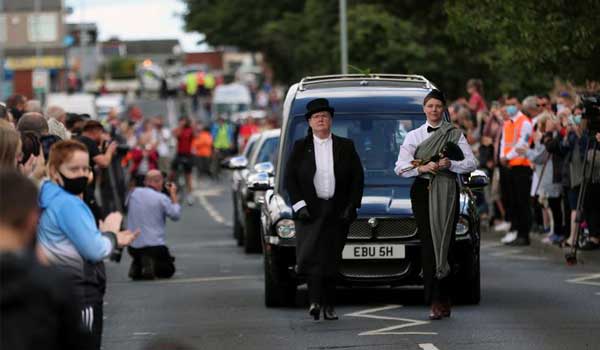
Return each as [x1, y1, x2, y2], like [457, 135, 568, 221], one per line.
[581, 94, 600, 133]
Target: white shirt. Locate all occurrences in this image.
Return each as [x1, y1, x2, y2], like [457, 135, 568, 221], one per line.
[292, 133, 336, 212]
[394, 121, 478, 178]
[499, 112, 533, 160]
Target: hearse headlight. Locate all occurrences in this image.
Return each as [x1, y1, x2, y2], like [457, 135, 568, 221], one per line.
[456, 216, 469, 236]
[276, 219, 296, 238]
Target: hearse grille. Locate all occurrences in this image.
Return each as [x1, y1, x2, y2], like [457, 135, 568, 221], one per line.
[348, 218, 417, 240]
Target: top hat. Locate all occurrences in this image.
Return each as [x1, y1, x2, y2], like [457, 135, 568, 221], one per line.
[305, 98, 335, 120]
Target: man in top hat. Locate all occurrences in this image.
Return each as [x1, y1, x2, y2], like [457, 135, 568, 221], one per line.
[284, 98, 364, 320]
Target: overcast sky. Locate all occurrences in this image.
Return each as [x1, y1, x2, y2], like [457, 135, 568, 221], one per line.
[65, 0, 208, 52]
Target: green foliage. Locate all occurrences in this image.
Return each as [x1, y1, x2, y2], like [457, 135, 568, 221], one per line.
[99, 57, 137, 80]
[446, 0, 600, 92]
[183, 0, 596, 98]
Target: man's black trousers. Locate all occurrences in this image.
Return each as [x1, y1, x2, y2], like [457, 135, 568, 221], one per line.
[508, 166, 532, 240]
[128, 246, 175, 279]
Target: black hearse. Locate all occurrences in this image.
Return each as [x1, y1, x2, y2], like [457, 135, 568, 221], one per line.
[249, 74, 487, 307]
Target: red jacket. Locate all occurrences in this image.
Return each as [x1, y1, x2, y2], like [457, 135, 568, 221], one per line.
[128, 148, 159, 175]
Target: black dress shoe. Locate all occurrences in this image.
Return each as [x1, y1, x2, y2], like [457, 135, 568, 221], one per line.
[323, 306, 338, 320]
[506, 237, 530, 246]
[309, 303, 321, 320]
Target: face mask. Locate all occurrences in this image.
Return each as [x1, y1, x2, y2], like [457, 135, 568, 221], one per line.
[506, 105, 518, 116]
[556, 104, 565, 112]
[10, 108, 23, 121]
[573, 115, 582, 125]
[59, 172, 88, 195]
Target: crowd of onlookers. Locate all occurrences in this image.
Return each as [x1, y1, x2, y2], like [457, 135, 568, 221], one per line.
[450, 79, 600, 250]
[3, 80, 600, 348]
[0, 92, 276, 349]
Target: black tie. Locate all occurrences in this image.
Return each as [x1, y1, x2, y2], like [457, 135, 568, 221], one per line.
[427, 126, 439, 133]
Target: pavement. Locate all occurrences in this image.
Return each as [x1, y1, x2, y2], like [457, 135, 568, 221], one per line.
[100, 174, 600, 350]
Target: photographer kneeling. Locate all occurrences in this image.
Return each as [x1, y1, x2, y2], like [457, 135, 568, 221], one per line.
[126, 170, 181, 280]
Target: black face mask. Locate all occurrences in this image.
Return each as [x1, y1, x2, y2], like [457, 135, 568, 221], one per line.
[10, 108, 23, 122]
[59, 172, 88, 195]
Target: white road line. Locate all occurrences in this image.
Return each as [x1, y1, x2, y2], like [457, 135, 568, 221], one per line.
[566, 273, 600, 288]
[419, 343, 440, 350]
[133, 332, 156, 336]
[345, 305, 437, 336]
[196, 191, 233, 227]
[153, 275, 260, 284]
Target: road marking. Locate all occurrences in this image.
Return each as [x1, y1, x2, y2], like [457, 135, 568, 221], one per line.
[193, 188, 225, 197]
[345, 305, 437, 336]
[153, 275, 260, 284]
[566, 273, 600, 296]
[133, 332, 155, 336]
[196, 191, 233, 227]
[419, 344, 440, 350]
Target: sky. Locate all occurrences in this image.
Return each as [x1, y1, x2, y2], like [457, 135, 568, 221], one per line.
[65, 0, 208, 52]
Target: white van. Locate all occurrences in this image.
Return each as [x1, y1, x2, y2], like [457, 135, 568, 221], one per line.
[211, 83, 252, 120]
[46, 93, 97, 119]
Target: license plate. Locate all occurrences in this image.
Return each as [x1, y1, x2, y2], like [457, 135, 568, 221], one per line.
[342, 244, 405, 259]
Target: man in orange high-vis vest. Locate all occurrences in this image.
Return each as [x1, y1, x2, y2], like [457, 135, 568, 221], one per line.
[499, 98, 534, 246]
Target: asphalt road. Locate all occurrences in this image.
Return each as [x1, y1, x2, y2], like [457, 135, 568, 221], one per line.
[101, 174, 600, 350]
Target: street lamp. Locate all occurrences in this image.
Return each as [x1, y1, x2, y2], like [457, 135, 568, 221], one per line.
[339, 0, 348, 75]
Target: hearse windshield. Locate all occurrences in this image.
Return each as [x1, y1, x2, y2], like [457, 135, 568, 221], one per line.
[281, 114, 426, 188]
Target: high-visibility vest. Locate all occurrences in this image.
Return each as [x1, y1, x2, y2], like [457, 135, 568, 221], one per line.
[502, 113, 532, 167]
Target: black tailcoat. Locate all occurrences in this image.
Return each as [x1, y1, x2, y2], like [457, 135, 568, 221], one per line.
[284, 133, 364, 276]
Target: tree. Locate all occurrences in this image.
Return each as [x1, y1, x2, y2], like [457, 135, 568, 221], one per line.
[182, 0, 522, 98]
[446, 0, 600, 91]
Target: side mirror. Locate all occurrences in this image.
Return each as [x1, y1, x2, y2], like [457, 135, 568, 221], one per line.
[247, 172, 274, 191]
[222, 156, 248, 170]
[465, 169, 489, 190]
[253, 161, 274, 176]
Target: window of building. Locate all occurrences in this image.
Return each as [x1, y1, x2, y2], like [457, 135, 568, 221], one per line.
[28, 13, 58, 42]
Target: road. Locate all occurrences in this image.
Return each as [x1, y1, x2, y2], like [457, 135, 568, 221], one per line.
[102, 174, 600, 350]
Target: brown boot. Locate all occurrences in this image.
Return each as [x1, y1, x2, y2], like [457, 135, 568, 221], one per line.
[429, 302, 443, 320]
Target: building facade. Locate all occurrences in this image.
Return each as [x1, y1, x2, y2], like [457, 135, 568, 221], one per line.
[1, 0, 67, 99]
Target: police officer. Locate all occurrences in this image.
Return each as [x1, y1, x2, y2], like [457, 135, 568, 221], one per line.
[285, 98, 364, 320]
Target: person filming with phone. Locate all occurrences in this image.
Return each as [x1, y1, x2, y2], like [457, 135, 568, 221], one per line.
[126, 169, 181, 280]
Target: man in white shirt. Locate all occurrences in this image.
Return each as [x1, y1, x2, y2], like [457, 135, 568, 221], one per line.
[394, 89, 477, 320]
[285, 98, 364, 321]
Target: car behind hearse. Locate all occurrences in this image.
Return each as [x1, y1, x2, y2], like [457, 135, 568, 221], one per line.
[248, 74, 488, 307]
[223, 129, 280, 253]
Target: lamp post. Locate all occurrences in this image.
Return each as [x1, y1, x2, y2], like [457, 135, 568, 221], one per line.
[339, 0, 348, 75]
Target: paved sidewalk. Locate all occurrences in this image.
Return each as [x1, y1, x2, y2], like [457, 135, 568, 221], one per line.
[482, 224, 600, 268]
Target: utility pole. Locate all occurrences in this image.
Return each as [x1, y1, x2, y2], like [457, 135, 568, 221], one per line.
[339, 0, 348, 75]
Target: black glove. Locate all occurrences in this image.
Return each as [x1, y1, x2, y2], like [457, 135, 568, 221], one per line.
[340, 206, 356, 224]
[296, 207, 311, 222]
